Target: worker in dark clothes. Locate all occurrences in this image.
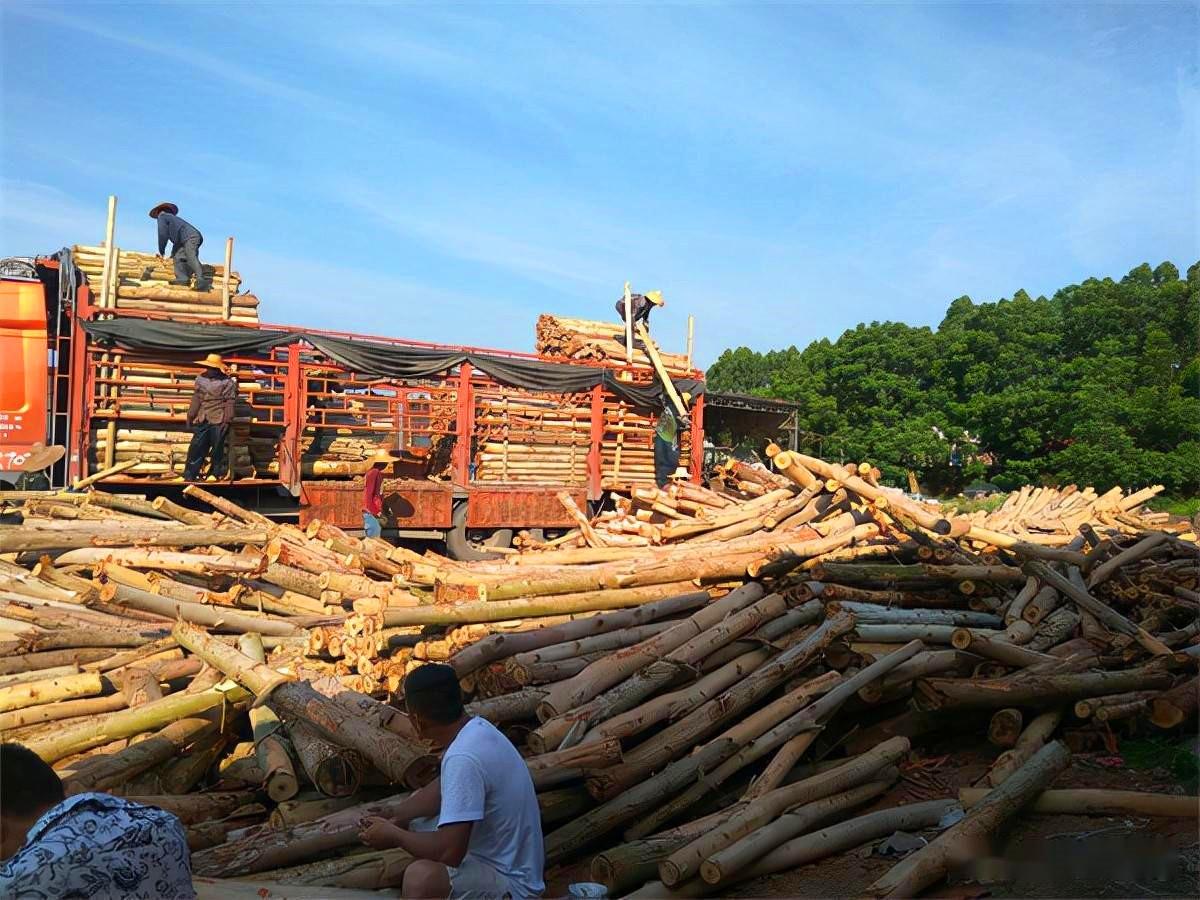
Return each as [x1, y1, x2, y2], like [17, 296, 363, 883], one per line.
[615, 289, 664, 332]
[653, 391, 690, 488]
[184, 353, 237, 481]
[363, 448, 399, 539]
[149, 202, 209, 291]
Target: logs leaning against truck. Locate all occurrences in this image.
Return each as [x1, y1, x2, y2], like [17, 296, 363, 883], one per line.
[0, 447, 1195, 895]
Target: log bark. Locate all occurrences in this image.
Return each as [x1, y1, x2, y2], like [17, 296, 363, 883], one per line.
[0, 672, 105, 713]
[866, 741, 1071, 898]
[288, 720, 364, 798]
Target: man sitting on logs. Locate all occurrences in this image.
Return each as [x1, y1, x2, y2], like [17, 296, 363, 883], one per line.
[183, 353, 237, 482]
[358, 664, 545, 899]
[653, 390, 690, 487]
[0, 743, 196, 898]
[363, 447, 400, 538]
[616, 288, 664, 332]
[150, 201, 209, 291]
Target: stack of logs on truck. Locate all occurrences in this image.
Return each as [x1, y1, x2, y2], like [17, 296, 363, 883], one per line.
[5, 251, 704, 557]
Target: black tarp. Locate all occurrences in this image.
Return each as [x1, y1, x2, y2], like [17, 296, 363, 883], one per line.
[82, 318, 702, 408]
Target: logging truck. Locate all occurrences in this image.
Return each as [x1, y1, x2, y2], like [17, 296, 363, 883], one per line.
[0, 253, 706, 558]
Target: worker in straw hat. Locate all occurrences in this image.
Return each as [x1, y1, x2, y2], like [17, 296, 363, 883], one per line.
[149, 202, 209, 291]
[183, 353, 237, 481]
[615, 288, 664, 332]
[363, 447, 400, 539]
[653, 390, 691, 488]
[1, 443, 66, 491]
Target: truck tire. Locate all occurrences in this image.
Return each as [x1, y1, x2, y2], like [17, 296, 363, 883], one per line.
[445, 502, 513, 561]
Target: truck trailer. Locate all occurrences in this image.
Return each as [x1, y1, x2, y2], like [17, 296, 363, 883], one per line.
[0, 252, 705, 558]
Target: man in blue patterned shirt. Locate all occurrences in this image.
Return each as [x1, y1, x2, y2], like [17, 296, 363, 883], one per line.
[0, 743, 195, 899]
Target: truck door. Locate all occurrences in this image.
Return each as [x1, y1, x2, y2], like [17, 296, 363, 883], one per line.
[0, 277, 49, 474]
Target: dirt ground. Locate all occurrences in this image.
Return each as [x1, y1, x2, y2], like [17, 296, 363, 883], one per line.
[550, 737, 1200, 898]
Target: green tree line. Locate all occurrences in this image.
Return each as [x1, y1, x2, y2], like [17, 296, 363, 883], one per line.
[707, 262, 1199, 495]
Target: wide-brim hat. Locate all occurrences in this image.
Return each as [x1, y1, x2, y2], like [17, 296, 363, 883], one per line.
[645, 290, 665, 306]
[681, 391, 692, 404]
[20, 442, 66, 472]
[149, 202, 179, 218]
[195, 352, 229, 372]
[370, 448, 402, 464]
[670, 466, 690, 480]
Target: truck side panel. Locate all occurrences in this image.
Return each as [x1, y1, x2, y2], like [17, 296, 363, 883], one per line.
[0, 281, 49, 471]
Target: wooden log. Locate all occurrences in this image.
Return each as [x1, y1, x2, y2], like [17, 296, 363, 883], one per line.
[1149, 675, 1199, 729]
[465, 687, 547, 724]
[288, 720, 364, 798]
[958, 787, 1199, 817]
[0, 647, 112, 676]
[866, 741, 1071, 898]
[102, 582, 302, 636]
[24, 679, 250, 763]
[660, 736, 909, 887]
[387, 582, 707, 628]
[0, 672, 105, 713]
[1087, 532, 1170, 586]
[448, 590, 709, 676]
[628, 640, 925, 837]
[238, 634, 301, 802]
[983, 709, 1062, 788]
[60, 714, 220, 793]
[0, 692, 129, 731]
[538, 583, 763, 721]
[951, 629, 1057, 668]
[173, 622, 436, 788]
[988, 708, 1024, 748]
[1024, 560, 1171, 656]
[701, 777, 894, 885]
[916, 667, 1172, 711]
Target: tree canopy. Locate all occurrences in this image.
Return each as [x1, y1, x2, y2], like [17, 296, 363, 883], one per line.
[707, 262, 1200, 495]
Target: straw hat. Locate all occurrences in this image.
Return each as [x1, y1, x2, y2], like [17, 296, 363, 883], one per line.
[149, 202, 179, 218]
[645, 290, 665, 306]
[19, 443, 66, 472]
[681, 391, 692, 404]
[670, 466, 690, 481]
[370, 447, 402, 464]
[195, 353, 229, 373]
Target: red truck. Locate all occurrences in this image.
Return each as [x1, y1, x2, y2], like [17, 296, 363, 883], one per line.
[0, 254, 704, 558]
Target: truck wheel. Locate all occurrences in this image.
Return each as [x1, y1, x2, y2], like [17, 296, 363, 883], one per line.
[445, 502, 513, 561]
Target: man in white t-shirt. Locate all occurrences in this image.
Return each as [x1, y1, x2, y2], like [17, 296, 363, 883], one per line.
[358, 663, 545, 899]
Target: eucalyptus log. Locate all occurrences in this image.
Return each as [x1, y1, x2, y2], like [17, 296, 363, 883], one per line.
[238, 633, 300, 802]
[0, 672, 105, 713]
[660, 736, 909, 887]
[866, 741, 1071, 898]
[982, 709, 1062, 787]
[173, 622, 435, 788]
[916, 667, 1171, 711]
[61, 714, 220, 793]
[959, 786, 1198, 817]
[1149, 675, 1199, 729]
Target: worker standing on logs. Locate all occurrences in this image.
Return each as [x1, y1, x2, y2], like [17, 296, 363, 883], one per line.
[150, 201, 210, 291]
[616, 289, 664, 332]
[0, 743, 196, 898]
[653, 390, 690, 487]
[183, 353, 237, 482]
[358, 664, 544, 899]
[363, 447, 399, 539]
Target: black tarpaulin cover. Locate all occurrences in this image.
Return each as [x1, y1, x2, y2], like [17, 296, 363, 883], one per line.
[82, 318, 702, 407]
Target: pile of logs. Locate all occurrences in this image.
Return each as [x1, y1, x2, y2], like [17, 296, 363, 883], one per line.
[955, 483, 1169, 543]
[73, 245, 260, 324]
[536, 315, 691, 375]
[474, 391, 592, 485]
[0, 452, 1196, 896]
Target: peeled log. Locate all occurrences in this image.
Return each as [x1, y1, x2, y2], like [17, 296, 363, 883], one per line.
[0, 672, 105, 713]
[1149, 676, 1199, 729]
[866, 741, 1071, 899]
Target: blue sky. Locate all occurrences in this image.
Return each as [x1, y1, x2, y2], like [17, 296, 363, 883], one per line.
[2, 1, 1195, 367]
